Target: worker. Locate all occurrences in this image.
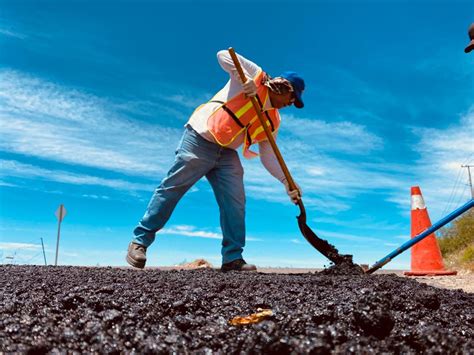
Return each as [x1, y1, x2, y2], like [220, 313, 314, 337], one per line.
[465, 23, 474, 53]
[126, 49, 305, 271]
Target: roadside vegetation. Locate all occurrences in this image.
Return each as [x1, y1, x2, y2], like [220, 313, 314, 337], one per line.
[438, 209, 474, 272]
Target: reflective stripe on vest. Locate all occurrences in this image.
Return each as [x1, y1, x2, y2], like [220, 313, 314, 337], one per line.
[207, 71, 281, 159]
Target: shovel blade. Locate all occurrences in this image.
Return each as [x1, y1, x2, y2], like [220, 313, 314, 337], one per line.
[297, 216, 346, 265]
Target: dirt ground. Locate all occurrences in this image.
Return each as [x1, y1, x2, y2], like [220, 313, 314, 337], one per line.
[410, 273, 474, 293]
[2, 265, 473, 353]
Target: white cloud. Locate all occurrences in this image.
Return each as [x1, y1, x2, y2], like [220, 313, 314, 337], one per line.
[0, 28, 26, 39]
[60, 251, 80, 258]
[0, 180, 17, 187]
[0, 242, 40, 251]
[241, 140, 409, 214]
[281, 114, 383, 154]
[405, 107, 474, 219]
[0, 159, 153, 192]
[161, 225, 221, 239]
[81, 194, 110, 200]
[0, 69, 181, 177]
[413, 112, 473, 161]
[160, 224, 262, 241]
[154, 92, 213, 111]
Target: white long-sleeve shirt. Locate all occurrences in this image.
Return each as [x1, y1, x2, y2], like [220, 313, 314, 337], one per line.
[186, 50, 286, 183]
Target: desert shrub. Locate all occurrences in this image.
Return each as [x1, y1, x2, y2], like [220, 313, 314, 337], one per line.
[460, 245, 474, 263]
[438, 210, 474, 256]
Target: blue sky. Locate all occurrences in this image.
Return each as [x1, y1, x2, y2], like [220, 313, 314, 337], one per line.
[1, 0, 473, 269]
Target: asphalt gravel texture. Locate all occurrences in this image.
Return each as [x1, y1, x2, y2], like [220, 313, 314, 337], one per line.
[1, 265, 473, 354]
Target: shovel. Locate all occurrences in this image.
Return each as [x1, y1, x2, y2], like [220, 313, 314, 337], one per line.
[228, 48, 347, 265]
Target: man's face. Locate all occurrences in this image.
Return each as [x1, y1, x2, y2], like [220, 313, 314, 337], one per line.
[269, 91, 295, 109]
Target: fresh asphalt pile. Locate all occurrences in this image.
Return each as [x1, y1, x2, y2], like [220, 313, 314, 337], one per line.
[1, 265, 473, 353]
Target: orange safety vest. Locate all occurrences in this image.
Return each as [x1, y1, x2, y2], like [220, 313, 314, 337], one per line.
[207, 71, 280, 159]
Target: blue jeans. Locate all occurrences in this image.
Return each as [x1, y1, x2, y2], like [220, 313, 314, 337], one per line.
[132, 125, 246, 264]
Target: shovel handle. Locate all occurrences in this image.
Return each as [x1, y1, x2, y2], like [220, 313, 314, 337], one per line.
[228, 47, 298, 192]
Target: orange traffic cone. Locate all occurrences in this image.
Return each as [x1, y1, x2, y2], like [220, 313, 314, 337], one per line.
[404, 186, 457, 276]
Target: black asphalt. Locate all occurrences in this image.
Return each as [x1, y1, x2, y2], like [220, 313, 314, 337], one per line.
[1, 265, 473, 353]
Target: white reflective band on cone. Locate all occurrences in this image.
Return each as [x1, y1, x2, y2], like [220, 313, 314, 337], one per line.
[411, 195, 426, 210]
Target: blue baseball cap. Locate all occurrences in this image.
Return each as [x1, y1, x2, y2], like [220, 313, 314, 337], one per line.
[280, 71, 305, 108]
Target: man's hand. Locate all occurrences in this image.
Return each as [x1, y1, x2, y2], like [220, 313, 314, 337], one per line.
[242, 77, 257, 97]
[283, 179, 303, 204]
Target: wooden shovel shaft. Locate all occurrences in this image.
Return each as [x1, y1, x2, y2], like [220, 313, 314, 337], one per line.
[228, 48, 298, 192]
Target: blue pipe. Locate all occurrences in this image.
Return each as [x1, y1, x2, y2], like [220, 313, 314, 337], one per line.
[366, 199, 474, 274]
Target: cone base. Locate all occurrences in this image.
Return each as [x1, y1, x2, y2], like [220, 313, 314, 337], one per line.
[404, 270, 457, 276]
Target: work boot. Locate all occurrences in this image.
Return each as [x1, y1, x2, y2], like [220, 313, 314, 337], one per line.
[221, 259, 257, 272]
[126, 242, 147, 269]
